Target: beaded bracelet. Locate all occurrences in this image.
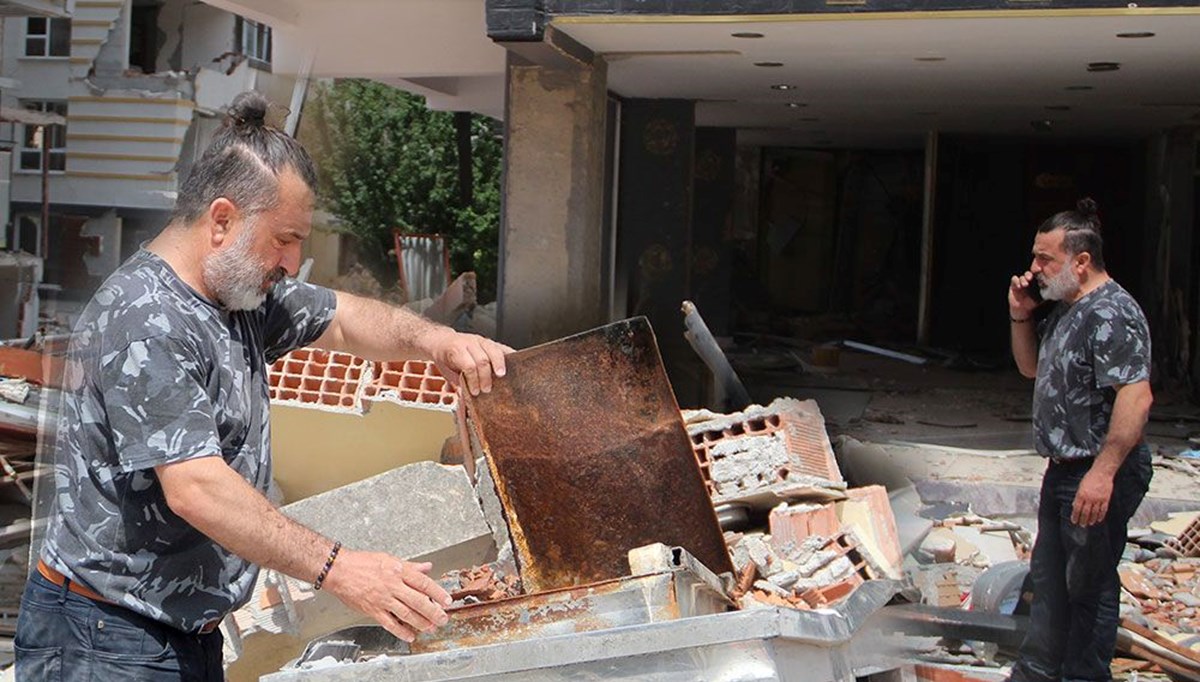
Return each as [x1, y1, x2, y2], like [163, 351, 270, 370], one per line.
[313, 540, 342, 591]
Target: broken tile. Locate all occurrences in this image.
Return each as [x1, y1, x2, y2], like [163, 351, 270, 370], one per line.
[1120, 566, 1166, 601]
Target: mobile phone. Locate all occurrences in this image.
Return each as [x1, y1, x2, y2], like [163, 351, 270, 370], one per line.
[1026, 280, 1043, 303]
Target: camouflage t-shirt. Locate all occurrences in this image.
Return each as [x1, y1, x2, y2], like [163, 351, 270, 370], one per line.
[1033, 279, 1151, 460]
[40, 248, 336, 632]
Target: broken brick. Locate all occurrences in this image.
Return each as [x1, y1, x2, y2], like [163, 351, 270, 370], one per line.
[686, 398, 843, 500]
[268, 347, 458, 413]
[1166, 516, 1200, 558]
[363, 359, 457, 410]
[769, 502, 840, 548]
[268, 347, 368, 409]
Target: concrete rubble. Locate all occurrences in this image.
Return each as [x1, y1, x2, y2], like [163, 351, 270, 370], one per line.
[4, 329, 1193, 681]
[257, 324, 903, 681]
[222, 461, 497, 681]
[880, 450, 1200, 682]
[685, 397, 848, 507]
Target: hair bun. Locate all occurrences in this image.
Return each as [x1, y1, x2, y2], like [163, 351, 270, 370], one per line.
[227, 91, 270, 129]
[1076, 196, 1099, 217]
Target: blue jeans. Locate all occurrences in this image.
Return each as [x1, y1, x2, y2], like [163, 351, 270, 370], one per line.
[1010, 446, 1152, 682]
[14, 572, 224, 681]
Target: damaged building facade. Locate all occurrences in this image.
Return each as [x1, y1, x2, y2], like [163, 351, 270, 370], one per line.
[194, 0, 1200, 403]
[0, 0, 303, 309]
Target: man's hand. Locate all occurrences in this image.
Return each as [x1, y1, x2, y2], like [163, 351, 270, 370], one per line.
[1071, 468, 1115, 527]
[1009, 270, 1039, 318]
[322, 549, 452, 643]
[419, 328, 514, 396]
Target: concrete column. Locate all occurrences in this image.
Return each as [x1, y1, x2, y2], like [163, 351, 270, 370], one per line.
[690, 127, 736, 337]
[616, 99, 699, 399]
[496, 53, 608, 348]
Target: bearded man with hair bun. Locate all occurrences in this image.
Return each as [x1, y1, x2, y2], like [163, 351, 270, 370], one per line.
[1006, 197, 1154, 682]
[16, 91, 510, 680]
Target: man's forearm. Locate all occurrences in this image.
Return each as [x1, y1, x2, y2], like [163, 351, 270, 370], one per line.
[1091, 381, 1153, 476]
[1010, 319, 1038, 378]
[319, 291, 450, 362]
[157, 458, 331, 584]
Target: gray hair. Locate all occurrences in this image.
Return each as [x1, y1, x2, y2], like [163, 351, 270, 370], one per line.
[171, 91, 318, 224]
[1037, 197, 1106, 271]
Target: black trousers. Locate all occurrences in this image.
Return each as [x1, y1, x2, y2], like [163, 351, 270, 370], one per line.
[1009, 445, 1152, 682]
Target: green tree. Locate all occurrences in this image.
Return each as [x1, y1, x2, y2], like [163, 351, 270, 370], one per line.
[303, 79, 502, 301]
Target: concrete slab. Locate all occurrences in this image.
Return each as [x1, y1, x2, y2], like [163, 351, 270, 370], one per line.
[224, 462, 496, 682]
[950, 526, 1018, 568]
[836, 436, 1200, 525]
[889, 486, 935, 556]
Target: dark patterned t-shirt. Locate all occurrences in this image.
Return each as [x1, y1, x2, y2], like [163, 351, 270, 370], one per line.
[40, 248, 335, 632]
[1033, 280, 1151, 460]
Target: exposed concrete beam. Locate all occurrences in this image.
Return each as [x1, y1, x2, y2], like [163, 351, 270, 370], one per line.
[196, 0, 299, 28]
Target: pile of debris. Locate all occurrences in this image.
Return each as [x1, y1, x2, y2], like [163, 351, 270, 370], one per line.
[255, 319, 899, 682]
[1121, 557, 1200, 633]
[728, 528, 886, 609]
[685, 397, 903, 611]
[442, 564, 522, 605]
[1114, 513, 1200, 678]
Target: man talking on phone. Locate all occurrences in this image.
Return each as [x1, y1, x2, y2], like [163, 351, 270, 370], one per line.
[1006, 197, 1153, 682]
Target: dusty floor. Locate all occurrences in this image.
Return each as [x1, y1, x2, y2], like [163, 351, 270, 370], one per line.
[735, 346, 1200, 508]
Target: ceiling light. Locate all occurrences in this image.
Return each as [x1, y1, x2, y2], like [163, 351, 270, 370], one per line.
[1087, 62, 1121, 72]
[1116, 31, 1155, 38]
[914, 56, 946, 62]
[786, 102, 807, 108]
[1045, 105, 1071, 111]
[732, 32, 765, 39]
[1065, 85, 1094, 91]
[771, 84, 796, 91]
[755, 62, 784, 67]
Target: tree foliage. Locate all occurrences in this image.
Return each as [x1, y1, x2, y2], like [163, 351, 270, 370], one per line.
[302, 79, 502, 301]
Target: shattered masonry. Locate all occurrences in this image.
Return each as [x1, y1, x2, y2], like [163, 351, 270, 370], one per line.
[1167, 515, 1200, 558]
[686, 398, 844, 503]
[268, 347, 457, 413]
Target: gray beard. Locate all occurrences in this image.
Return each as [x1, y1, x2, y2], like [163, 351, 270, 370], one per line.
[202, 224, 282, 311]
[1040, 264, 1080, 302]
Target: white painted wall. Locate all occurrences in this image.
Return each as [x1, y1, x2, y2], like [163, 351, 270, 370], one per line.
[11, 173, 176, 209]
[2, 18, 71, 100]
[180, 3, 236, 73]
[93, 0, 130, 75]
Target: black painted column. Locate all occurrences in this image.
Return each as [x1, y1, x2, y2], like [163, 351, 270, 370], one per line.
[616, 99, 699, 401]
[690, 127, 737, 337]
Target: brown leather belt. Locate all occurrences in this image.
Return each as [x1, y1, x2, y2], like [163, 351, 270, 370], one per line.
[38, 559, 112, 604]
[37, 559, 221, 635]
